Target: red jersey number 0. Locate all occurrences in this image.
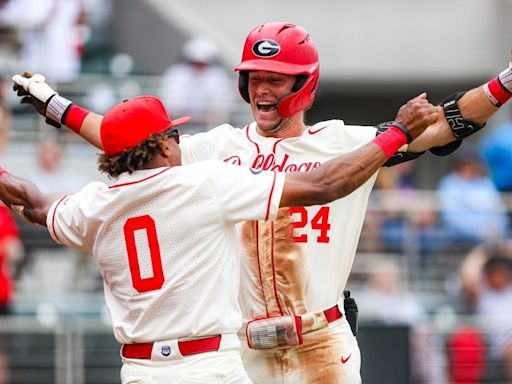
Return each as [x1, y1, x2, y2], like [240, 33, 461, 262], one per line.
[124, 215, 164, 292]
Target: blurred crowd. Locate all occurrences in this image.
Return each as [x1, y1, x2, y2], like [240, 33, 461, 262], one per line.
[2, 2, 512, 383]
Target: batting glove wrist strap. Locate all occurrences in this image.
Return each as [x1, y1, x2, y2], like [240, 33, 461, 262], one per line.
[45, 94, 72, 128]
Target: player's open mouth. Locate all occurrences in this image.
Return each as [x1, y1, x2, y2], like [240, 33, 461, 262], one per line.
[257, 101, 277, 113]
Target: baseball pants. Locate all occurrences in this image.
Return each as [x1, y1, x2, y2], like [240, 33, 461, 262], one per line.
[120, 334, 252, 384]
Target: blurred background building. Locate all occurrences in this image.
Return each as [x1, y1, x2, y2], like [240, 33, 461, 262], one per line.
[0, 0, 512, 383]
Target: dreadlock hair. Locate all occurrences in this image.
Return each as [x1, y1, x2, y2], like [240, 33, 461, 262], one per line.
[98, 131, 167, 178]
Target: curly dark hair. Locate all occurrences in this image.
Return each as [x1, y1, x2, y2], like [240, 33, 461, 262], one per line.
[98, 132, 167, 178]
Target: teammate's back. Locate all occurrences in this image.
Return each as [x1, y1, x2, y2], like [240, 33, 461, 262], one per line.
[48, 159, 284, 344]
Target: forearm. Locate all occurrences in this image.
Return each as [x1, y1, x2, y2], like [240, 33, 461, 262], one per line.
[410, 53, 512, 153]
[409, 86, 499, 152]
[311, 141, 386, 202]
[281, 140, 387, 207]
[458, 85, 500, 124]
[0, 172, 52, 226]
[59, 103, 103, 149]
[75, 111, 103, 149]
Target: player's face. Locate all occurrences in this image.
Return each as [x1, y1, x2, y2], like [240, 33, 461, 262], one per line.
[166, 129, 182, 166]
[248, 71, 296, 133]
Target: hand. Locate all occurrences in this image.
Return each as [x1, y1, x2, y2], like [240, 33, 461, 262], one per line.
[394, 93, 439, 140]
[12, 72, 57, 116]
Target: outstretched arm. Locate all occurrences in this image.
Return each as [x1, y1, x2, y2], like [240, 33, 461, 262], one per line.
[408, 86, 498, 152]
[77, 112, 103, 148]
[280, 93, 438, 207]
[408, 49, 512, 153]
[0, 168, 54, 226]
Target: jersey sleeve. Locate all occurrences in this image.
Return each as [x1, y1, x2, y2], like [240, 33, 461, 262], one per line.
[179, 124, 235, 165]
[206, 161, 285, 223]
[330, 120, 377, 148]
[46, 183, 103, 254]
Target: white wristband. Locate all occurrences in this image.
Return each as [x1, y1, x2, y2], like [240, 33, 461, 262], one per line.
[484, 82, 501, 106]
[46, 95, 72, 124]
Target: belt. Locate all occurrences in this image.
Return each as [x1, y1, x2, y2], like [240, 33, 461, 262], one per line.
[323, 305, 343, 323]
[300, 304, 343, 335]
[122, 335, 221, 359]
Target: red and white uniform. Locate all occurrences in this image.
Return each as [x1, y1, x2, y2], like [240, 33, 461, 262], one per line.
[181, 121, 378, 384]
[46, 160, 285, 384]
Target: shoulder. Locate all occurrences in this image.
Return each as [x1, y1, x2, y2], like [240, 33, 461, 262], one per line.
[306, 119, 376, 145]
[59, 181, 108, 206]
[182, 123, 243, 140]
[180, 124, 246, 151]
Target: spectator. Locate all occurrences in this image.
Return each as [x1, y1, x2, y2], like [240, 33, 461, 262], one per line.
[0, 0, 88, 83]
[0, 78, 11, 158]
[0, 202, 23, 315]
[158, 35, 237, 132]
[459, 241, 512, 381]
[372, 162, 444, 262]
[479, 121, 512, 192]
[24, 138, 88, 199]
[446, 327, 486, 384]
[357, 258, 426, 326]
[357, 258, 439, 383]
[437, 143, 509, 247]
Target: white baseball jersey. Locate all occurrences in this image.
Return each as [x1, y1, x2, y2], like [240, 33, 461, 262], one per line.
[46, 160, 285, 344]
[180, 121, 378, 320]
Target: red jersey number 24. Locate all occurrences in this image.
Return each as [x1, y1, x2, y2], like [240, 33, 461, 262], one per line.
[288, 206, 331, 243]
[124, 215, 165, 293]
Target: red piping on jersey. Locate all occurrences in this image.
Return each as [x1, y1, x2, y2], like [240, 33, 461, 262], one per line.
[245, 124, 287, 155]
[245, 124, 260, 153]
[51, 195, 69, 244]
[109, 167, 173, 189]
[264, 171, 277, 221]
[271, 221, 284, 316]
[272, 138, 286, 154]
[255, 221, 270, 317]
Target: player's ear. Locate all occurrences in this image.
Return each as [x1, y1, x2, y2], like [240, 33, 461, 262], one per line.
[160, 139, 172, 157]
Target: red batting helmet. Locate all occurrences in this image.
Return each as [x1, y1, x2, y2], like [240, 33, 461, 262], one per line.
[235, 22, 320, 118]
[101, 96, 191, 157]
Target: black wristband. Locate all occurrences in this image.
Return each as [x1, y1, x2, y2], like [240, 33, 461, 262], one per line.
[391, 121, 413, 144]
[441, 92, 485, 139]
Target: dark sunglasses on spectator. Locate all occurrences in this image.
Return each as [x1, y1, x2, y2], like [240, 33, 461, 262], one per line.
[166, 129, 180, 144]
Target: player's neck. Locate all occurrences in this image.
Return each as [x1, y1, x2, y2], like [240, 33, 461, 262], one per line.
[256, 114, 306, 139]
[145, 154, 176, 170]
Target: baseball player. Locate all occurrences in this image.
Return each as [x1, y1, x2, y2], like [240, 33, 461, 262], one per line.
[12, 21, 512, 383]
[1, 92, 435, 383]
